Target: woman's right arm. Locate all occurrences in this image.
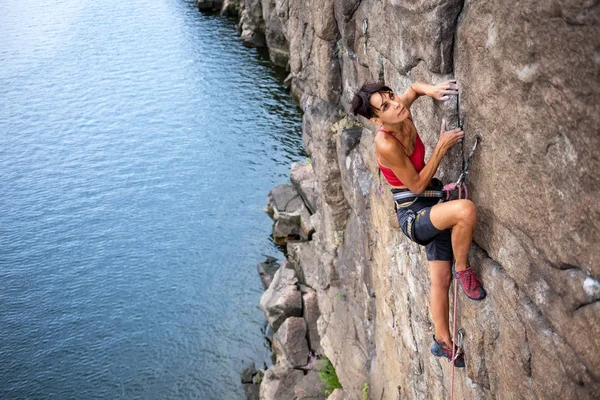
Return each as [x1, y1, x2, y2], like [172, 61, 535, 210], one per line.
[377, 120, 464, 194]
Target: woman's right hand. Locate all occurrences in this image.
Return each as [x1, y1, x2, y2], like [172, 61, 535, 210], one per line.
[437, 119, 464, 153]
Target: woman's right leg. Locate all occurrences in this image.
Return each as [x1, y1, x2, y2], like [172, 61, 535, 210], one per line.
[428, 200, 476, 272]
[428, 199, 486, 301]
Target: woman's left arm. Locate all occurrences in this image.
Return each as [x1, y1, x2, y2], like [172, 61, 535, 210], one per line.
[400, 80, 459, 108]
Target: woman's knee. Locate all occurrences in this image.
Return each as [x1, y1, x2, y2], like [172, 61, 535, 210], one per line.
[458, 200, 477, 224]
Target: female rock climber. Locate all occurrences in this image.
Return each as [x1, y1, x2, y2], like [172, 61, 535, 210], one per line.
[350, 81, 486, 367]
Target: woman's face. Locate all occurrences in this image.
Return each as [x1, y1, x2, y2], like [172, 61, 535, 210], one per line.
[369, 91, 410, 125]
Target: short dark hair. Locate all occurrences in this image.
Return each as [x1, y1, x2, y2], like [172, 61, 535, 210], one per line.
[350, 82, 392, 119]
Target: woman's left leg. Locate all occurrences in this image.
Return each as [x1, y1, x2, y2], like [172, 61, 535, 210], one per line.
[429, 260, 452, 345]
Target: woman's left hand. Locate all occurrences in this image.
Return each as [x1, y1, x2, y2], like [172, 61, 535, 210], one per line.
[427, 80, 459, 101]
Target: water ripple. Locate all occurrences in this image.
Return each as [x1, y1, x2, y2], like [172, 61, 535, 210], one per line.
[0, 0, 302, 399]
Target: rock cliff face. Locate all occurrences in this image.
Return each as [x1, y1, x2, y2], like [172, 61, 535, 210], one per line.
[210, 1, 600, 399]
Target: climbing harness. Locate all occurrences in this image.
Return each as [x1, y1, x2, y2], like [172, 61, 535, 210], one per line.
[389, 179, 446, 245]
[392, 187, 444, 203]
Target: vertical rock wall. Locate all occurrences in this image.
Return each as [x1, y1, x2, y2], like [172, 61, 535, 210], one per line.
[215, 0, 600, 398]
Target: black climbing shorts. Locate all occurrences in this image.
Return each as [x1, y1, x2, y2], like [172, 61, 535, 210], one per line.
[396, 198, 454, 262]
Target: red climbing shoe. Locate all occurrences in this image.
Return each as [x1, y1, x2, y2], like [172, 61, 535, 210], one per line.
[454, 265, 486, 300]
[430, 336, 465, 368]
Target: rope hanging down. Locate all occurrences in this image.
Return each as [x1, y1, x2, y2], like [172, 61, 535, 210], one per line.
[450, 282, 465, 400]
[449, 90, 480, 400]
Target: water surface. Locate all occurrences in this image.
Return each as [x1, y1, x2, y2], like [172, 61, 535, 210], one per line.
[0, 0, 304, 398]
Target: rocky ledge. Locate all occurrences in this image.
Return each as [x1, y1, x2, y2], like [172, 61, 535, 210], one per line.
[250, 254, 332, 400]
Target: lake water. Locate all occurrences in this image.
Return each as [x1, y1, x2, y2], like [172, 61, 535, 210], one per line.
[0, 0, 304, 398]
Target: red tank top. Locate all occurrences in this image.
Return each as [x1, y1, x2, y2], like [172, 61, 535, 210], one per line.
[376, 125, 426, 187]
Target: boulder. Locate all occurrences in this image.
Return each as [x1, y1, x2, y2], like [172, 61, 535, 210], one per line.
[196, 0, 223, 12]
[266, 184, 305, 215]
[241, 362, 257, 384]
[259, 363, 304, 400]
[243, 383, 260, 400]
[239, 0, 266, 47]
[302, 288, 323, 355]
[326, 389, 345, 400]
[290, 162, 319, 214]
[254, 368, 265, 385]
[259, 261, 302, 331]
[273, 317, 310, 367]
[257, 256, 281, 289]
[287, 241, 321, 290]
[267, 184, 314, 243]
[294, 370, 327, 400]
[272, 209, 314, 242]
[221, 0, 240, 16]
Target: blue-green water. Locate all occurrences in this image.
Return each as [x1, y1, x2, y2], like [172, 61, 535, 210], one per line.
[0, 0, 304, 398]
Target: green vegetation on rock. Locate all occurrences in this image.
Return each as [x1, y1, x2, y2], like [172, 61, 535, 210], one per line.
[318, 356, 342, 396]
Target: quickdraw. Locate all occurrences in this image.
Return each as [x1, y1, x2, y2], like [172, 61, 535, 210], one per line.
[442, 135, 481, 201]
[362, 19, 368, 56]
[450, 328, 465, 363]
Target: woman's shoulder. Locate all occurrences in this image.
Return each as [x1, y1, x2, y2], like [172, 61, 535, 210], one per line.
[374, 129, 398, 146]
[375, 131, 410, 161]
[374, 130, 394, 151]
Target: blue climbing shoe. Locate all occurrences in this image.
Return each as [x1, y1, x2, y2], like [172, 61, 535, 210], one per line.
[431, 336, 465, 368]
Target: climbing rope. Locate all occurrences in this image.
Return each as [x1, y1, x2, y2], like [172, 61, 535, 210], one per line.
[448, 90, 477, 400]
[450, 278, 465, 400]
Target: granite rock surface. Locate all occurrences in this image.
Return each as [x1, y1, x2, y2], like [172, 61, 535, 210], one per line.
[205, 0, 600, 398]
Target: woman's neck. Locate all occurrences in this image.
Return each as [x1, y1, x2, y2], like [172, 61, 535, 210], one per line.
[382, 120, 410, 137]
